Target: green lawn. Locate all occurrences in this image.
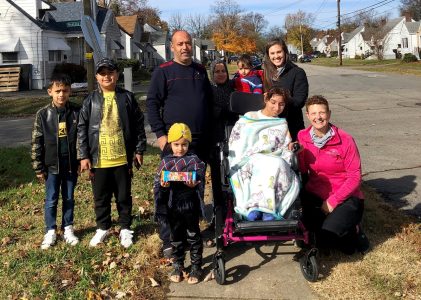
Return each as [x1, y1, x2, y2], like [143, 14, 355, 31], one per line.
[0, 93, 146, 118]
[311, 57, 421, 76]
[0, 145, 168, 299]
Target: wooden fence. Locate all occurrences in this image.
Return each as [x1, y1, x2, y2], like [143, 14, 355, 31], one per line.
[0, 67, 20, 92]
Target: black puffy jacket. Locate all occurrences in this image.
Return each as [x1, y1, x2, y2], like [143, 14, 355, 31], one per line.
[31, 101, 80, 174]
[77, 87, 146, 167]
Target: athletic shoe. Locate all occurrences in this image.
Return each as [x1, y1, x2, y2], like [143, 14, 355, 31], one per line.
[63, 225, 79, 246]
[41, 229, 56, 250]
[119, 229, 134, 248]
[262, 213, 275, 221]
[89, 228, 109, 247]
[247, 210, 262, 221]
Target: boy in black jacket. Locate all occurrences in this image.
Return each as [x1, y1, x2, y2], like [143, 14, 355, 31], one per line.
[78, 58, 146, 248]
[31, 73, 80, 249]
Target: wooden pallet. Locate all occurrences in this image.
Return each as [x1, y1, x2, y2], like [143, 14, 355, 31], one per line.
[0, 67, 20, 92]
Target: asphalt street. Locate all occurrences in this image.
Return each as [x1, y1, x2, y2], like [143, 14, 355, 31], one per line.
[303, 64, 421, 218]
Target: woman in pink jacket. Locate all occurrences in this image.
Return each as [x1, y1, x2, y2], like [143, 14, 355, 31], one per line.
[297, 95, 369, 254]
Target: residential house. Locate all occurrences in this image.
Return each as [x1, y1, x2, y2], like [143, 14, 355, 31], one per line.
[116, 15, 142, 60]
[341, 26, 371, 59]
[144, 23, 170, 66]
[405, 21, 421, 58]
[192, 38, 216, 64]
[0, 0, 122, 90]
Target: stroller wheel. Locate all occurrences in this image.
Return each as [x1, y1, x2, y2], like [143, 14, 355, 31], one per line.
[214, 256, 226, 285]
[299, 249, 319, 282]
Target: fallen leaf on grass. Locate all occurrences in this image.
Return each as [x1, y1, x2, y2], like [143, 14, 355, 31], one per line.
[139, 206, 145, 214]
[1, 236, 11, 246]
[86, 290, 102, 300]
[115, 291, 127, 299]
[109, 261, 117, 269]
[149, 277, 160, 287]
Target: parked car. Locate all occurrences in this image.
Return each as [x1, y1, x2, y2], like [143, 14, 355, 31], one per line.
[251, 56, 262, 69]
[299, 55, 312, 63]
[290, 53, 298, 62]
[228, 55, 239, 63]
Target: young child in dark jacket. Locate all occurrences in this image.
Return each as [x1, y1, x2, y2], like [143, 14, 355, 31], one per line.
[153, 123, 206, 284]
[31, 73, 80, 249]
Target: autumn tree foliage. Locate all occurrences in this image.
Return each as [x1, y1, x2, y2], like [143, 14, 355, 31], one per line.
[210, 0, 267, 54]
[284, 10, 315, 53]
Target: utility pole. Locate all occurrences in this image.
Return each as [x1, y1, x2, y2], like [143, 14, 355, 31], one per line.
[83, 0, 95, 91]
[300, 23, 304, 57]
[337, 0, 342, 66]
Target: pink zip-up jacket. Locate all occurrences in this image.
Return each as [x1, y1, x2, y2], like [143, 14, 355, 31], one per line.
[297, 124, 364, 209]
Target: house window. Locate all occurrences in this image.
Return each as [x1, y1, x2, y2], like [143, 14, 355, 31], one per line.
[402, 38, 408, 49]
[48, 50, 62, 62]
[360, 47, 362, 50]
[1, 52, 18, 63]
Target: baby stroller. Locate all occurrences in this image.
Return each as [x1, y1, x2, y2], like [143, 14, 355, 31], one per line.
[212, 91, 319, 284]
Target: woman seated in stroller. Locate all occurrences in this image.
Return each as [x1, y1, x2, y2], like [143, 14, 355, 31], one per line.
[228, 87, 300, 221]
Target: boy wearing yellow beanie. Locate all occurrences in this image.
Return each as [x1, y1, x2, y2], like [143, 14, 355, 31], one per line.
[153, 123, 206, 284]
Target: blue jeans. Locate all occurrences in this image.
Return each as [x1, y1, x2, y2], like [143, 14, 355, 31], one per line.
[44, 157, 78, 231]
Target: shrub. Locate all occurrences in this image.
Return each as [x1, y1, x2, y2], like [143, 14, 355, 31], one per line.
[330, 51, 338, 57]
[319, 53, 327, 58]
[402, 53, 418, 63]
[354, 54, 362, 60]
[52, 63, 86, 83]
[116, 59, 141, 72]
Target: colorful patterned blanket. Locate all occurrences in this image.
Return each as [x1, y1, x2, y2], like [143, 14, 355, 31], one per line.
[228, 114, 299, 219]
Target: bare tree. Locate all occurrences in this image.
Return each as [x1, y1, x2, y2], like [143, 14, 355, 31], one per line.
[186, 14, 209, 39]
[241, 12, 268, 34]
[169, 12, 186, 33]
[265, 25, 285, 41]
[400, 0, 421, 21]
[284, 10, 315, 30]
[362, 16, 393, 60]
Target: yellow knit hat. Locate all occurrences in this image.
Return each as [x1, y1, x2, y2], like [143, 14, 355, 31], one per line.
[167, 123, 192, 143]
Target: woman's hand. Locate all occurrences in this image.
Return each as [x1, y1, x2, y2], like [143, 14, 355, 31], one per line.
[288, 142, 302, 152]
[321, 201, 334, 214]
[184, 179, 200, 188]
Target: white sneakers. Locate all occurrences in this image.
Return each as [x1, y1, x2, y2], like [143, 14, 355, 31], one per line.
[42, 227, 134, 248]
[89, 228, 109, 247]
[41, 229, 57, 249]
[41, 226, 79, 249]
[63, 225, 79, 246]
[119, 229, 134, 248]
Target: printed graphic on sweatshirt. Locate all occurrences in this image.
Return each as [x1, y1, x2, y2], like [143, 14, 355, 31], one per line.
[58, 122, 67, 138]
[96, 92, 127, 168]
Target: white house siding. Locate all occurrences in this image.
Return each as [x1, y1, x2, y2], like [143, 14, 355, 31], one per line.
[12, 0, 40, 19]
[383, 18, 407, 59]
[120, 31, 130, 59]
[153, 44, 166, 65]
[343, 30, 370, 59]
[0, 0, 45, 89]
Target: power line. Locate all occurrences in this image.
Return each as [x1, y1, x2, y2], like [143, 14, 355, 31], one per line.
[341, 0, 396, 16]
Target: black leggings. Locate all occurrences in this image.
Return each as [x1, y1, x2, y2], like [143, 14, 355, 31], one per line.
[301, 190, 364, 254]
[168, 211, 203, 268]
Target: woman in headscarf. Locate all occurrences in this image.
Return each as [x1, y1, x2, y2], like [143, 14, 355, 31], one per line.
[204, 59, 235, 247]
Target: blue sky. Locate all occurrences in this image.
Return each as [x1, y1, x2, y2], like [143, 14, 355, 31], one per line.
[151, 0, 400, 31]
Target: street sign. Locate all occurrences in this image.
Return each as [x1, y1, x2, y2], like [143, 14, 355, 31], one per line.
[80, 15, 105, 63]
